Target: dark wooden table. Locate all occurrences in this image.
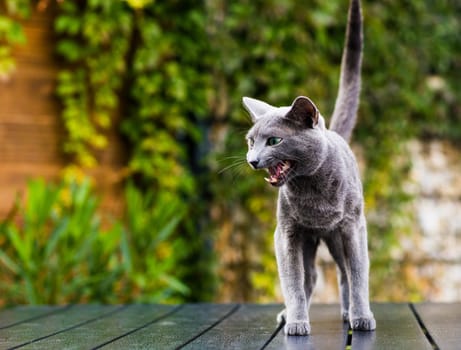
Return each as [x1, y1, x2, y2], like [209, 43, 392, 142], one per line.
[0, 303, 459, 349]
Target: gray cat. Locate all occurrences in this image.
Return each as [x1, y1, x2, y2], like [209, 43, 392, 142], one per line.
[243, 0, 376, 336]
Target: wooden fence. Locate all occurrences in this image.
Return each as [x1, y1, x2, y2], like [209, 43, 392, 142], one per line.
[0, 5, 124, 219]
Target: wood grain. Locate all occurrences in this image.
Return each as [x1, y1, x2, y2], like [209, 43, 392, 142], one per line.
[413, 302, 461, 350]
[0, 303, 451, 349]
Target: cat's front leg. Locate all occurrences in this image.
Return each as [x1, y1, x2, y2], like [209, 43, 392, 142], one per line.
[275, 226, 310, 335]
[344, 221, 376, 331]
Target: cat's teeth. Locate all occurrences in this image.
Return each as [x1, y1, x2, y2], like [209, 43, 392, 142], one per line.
[264, 161, 291, 186]
[265, 177, 278, 185]
[278, 161, 290, 175]
[282, 161, 290, 172]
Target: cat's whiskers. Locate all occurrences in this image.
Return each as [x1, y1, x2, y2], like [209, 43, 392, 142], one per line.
[218, 159, 246, 175]
[217, 155, 251, 185]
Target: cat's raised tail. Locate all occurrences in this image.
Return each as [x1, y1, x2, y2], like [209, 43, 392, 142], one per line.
[329, 0, 363, 143]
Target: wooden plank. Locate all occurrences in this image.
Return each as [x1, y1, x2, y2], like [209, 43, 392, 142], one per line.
[413, 302, 461, 350]
[0, 306, 68, 329]
[351, 303, 432, 350]
[0, 304, 124, 349]
[98, 304, 238, 350]
[15, 304, 177, 350]
[0, 114, 61, 126]
[181, 304, 281, 350]
[266, 304, 349, 350]
[0, 66, 59, 116]
[0, 303, 457, 349]
[14, 5, 58, 65]
[0, 123, 63, 163]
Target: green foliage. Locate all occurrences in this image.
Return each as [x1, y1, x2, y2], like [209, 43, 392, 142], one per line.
[55, 1, 133, 167]
[0, 178, 189, 305]
[0, 178, 121, 304]
[122, 4, 208, 192]
[3, 0, 461, 303]
[121, 1, 216, 301]
[0, 0, 30, 79]
[120, 183, 189, 302]
[52, 0, 217, 302]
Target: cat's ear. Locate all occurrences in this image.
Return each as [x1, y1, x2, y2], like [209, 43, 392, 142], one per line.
[286, 96, 319, 128]
[242, 97, 275, 122]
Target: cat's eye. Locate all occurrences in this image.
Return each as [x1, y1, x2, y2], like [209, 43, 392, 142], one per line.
[266, 137, 283, 146]
[248, 138, 255, 148]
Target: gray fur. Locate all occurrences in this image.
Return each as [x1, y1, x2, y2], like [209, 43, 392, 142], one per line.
[329, 0, 363, 142]
[243, 0, 375, 336]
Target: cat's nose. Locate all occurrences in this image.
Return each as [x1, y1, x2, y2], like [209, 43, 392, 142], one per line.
[249, 160, 260, 169]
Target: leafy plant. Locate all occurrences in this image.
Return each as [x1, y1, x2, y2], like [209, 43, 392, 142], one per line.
[0, 178, 121, 304]
[119, 183, 189, 302]
[0, 178, 190, 305]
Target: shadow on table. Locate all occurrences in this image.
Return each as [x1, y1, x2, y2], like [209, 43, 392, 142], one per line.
[280, 322, 376, 350]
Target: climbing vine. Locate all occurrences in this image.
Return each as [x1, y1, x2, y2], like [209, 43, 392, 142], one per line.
[121, 1, 216, 300]
[55, 0, 133, 167]
[0, 0, 31, 80]
[122, 5, 204, 192]
[54, 0, 216, 301]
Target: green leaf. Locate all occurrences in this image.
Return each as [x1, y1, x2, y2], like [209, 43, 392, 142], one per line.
[0, 249, 20, 274]
[160, 274, 190, 295]
[55, 15, 81, 34]
[6, 226, 29, 267]
[56, 40, 83, 62]
[5, 21, 26, 44]
[119, 225, 133, 273]
[44, 217, 70, 259]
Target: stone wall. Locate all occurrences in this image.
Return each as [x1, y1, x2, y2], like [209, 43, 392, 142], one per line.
[407, 140, 461, 301]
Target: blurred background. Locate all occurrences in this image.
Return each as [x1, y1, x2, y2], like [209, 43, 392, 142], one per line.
[0, 0, 460, 306]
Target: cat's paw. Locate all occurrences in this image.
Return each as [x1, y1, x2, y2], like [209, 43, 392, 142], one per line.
[284, 321, 311, 336]
[351, 316, 376, 331]
[276, 309, 286, 325]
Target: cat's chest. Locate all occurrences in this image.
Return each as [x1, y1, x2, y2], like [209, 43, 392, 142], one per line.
[278, 182, 356, 231]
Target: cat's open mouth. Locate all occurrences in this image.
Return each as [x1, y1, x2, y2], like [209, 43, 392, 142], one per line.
[264, 160, 293, 187]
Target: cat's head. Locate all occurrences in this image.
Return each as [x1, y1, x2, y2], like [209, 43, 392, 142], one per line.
[244, 96, 328, 187]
